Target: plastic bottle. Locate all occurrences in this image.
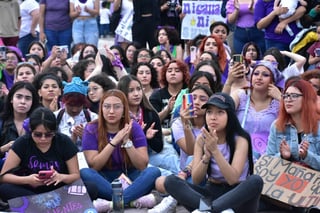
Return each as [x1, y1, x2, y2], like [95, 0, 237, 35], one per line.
[112, 179, 124, 212]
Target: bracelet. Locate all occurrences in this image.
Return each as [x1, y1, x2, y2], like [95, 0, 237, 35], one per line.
[109, 142, 116, 147]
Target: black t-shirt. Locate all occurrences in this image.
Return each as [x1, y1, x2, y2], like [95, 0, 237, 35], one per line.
[149, 87, 172, 128]
[12, 133, 78, 175]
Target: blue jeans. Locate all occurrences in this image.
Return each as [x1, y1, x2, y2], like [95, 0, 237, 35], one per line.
[233, 26, 266, 55]
[148, 141, 180, 176]
[265, 39, 290, 52]
[72, 18, 99, 46]
[45, 27, 72, 52]
[80, 167, 160, 204]
[99, 24, 110, 37]
[18, 33, 39, 57]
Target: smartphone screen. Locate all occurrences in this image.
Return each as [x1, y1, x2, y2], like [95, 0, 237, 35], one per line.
[190, 46, 197, 63]
[182, 93, 194, 117]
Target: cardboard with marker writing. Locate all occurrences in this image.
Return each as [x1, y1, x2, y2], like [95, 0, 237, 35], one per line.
[255, 155, 320, 208]
[8, 179, 96, 213]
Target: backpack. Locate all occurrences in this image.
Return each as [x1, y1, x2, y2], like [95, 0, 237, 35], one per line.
[56, 108, 91, 126]
[289, 27, 317, 70]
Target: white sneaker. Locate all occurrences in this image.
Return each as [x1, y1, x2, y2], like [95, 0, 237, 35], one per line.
[148, 196, 177, 213]
[93, 198, 112, 213]
[134, 193, 157, 209]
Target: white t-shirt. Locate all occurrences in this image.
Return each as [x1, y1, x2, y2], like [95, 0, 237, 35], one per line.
[70, 0, 96, 17]
[19, 0, 39, 38]
[54, 108, 98, 139]
[100, 8, 111, 24]
[282, 63, 304, 80]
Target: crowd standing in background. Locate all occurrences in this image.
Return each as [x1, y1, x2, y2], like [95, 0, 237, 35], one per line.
[1, 0, 320, 212]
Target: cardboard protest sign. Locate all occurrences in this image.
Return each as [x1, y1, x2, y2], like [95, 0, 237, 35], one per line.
[255, 155, 320, 208]
[8, 179, 96, 213]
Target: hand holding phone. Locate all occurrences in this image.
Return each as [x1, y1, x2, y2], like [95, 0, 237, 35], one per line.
[183, 94, 194, 117]
[233, 54, 243, 63]
[38, 170, 54, 179]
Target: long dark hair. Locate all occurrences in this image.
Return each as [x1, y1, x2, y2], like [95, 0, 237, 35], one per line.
[0, 82, 39, 121]
[117, 75, 155, 111]
[131, 62, 160, 89]
[204, 101, 254, 175]
[29, 107, 57, 132]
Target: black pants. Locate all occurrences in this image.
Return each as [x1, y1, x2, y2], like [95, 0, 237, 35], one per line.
[164, 174, 263, 213]
[132, 16, 158, 49]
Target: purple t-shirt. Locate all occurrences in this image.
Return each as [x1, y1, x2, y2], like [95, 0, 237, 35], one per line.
[236, 90, 279, 158]
[82, 121, 147, 170]
[208, 143, 249, 182]
[226, 1, 255, 28]
[172, 118, 202, 170]
[254, 0, 300, 44]
[39, 0, 72, 31]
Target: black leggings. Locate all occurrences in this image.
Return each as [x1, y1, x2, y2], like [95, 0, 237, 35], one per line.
[164, 174, 263, 213]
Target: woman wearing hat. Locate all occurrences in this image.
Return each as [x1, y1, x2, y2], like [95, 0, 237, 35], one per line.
[228, 60, 283, 161]
[162, 92, 263, 212]
[54, 77, 98, 149]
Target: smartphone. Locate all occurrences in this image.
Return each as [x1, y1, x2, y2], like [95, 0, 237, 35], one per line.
[58, 45, 69, 54]
[38, 170, 54, 179]
[233, 54, 244, 63]
[182, 93, 194, 117]
[0, 46, 6, 61]
[190, 46, 197, 63]
[315, 48, 320, 57]
[98, 48, 107, 56]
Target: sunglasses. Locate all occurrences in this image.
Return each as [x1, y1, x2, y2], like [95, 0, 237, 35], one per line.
[33, 132, 55, 139]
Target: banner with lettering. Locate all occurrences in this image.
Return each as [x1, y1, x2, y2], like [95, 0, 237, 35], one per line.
[181, 0, 225, 40]
[255, 155, 320, 208]
[115, 10, 133, 42]
[8, 179, 96, 213]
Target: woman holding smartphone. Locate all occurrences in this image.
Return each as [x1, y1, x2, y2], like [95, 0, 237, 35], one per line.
[0, 107, 80, 201]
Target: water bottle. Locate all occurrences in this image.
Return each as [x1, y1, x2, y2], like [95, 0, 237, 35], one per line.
[112, 179, 124, 213]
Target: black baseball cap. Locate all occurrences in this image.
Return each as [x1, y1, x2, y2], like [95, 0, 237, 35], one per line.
[202, 92, 235, 110]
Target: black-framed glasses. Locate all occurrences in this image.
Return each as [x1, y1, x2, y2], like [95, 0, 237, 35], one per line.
[281, 93, 303, 100]
[33, 132, 55, 139]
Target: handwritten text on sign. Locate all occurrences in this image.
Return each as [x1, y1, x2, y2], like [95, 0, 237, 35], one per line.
[181, 0, 225, 40]
[255, 155, 320, 208]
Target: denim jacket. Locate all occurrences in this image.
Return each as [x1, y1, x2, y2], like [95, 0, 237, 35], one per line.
[267, 120, 320, 170]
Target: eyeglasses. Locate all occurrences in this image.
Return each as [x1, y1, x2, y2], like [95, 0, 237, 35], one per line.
[138, 54, 151, 59]
[33, 132, 55, 139]
[103, 103, 123, 111]
[6, 56, 18, 61]
[281, 93, 303, 100]
[17, 62, 36, 66]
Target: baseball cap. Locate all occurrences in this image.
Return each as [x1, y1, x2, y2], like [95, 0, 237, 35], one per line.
[201, 92, 235, 110]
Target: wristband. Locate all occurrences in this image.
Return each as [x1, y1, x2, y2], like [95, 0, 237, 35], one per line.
[109, 142, 116, 147]
[309, 8, 318, 18]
